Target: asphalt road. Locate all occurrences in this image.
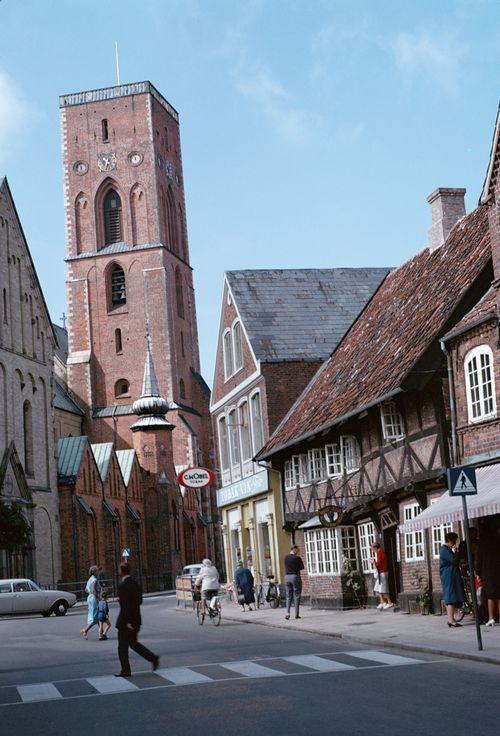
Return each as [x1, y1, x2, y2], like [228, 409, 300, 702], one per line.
[1, 596, 499, 735]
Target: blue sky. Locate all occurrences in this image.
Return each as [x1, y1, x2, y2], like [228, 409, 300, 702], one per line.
[0, 0, 499, 385]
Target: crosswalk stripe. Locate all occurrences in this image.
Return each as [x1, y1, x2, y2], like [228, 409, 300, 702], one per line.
[347, 651, 423, 666]
[87, 676, 139, 693]
[17, 683, 62, 703]
[155, 668, 212, 685]
[220, 661, 283, 678]
[283, 655, 355, 672]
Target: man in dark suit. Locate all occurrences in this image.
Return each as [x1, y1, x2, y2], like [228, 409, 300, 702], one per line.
[115, 562, 159, 677]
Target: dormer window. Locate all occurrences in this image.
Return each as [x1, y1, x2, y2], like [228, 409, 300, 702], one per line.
[381, 401, 404, 441]
[465, 345, 496, 422]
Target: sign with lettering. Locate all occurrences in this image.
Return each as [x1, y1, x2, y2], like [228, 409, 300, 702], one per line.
[177, 467, 215, 489]
[216, 470, 269, 507]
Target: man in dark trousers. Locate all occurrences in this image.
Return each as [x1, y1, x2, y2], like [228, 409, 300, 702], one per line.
[115, 562, 159, 677]
[284, 544, 305, 620]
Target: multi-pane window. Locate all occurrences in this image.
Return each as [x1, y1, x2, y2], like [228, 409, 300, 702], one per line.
[284, 455, 301, 490]
[218, 416, 230, 472]
[403, 503, 424, 561]
[432, 522, 452, 558]
[305, 528, 340, 575]
[110, 265, 126, 305]
[358, 521, 376, 573]
[465, 346, 496, 422]
[251, 392, 264, 452]
[325, 443, 342, 477]
[228, 408, 241, 468]
[341, 527, 358, 569]
[381, 401, 404, 441]
[223, 330, 233, 380]
[103, 189, 122, 244]
[233, 321, 243, 371]
[308, 448, 325, 481]
[239, 401, 252, 462]
[325, 436, 360, 478]
[342, 436, 361, 472]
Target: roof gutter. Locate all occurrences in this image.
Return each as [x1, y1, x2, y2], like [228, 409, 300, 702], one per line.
[256, 387, 403, 461]
[441, 312, 497, 344]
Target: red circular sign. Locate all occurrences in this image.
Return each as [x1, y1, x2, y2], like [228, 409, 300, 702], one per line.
[177, 467, 215, 488]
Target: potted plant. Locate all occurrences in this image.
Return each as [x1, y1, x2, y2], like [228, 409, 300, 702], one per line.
[342, 554, 366, 609]
[410, 570, 433, 614]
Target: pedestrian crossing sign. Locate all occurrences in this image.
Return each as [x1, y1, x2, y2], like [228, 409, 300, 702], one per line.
[122, 548, 130, 557]
[448, 466, 477, 496]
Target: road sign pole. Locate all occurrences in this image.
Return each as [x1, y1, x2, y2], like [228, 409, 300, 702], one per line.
[461, 496, 483, 651]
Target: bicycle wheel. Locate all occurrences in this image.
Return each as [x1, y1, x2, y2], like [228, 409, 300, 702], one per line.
[196, 601, 205, 625]
[210, 598, 221, 626]
[269, 585, 280, 609]
[454, 607, 465, 622]
[256, 586, 264, 609]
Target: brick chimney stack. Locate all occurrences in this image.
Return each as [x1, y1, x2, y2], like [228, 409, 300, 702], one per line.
[427, 188, 466, 252]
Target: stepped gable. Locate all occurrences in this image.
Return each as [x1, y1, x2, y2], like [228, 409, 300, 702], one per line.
[259, 205, 490, 458]
[226, 268, 390, 363]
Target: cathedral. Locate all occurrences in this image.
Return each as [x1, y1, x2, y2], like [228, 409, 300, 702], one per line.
[0, 80, 218, 590]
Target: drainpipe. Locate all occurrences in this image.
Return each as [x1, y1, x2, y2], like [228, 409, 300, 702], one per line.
[440, 339, 458, 466]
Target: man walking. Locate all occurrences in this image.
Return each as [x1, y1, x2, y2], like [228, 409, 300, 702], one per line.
[284, 544, 304, 620]
[115, 562, 159, 677]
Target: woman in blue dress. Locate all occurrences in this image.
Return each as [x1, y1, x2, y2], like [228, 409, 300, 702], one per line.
[80, 565, 100, 638]
[439, 532, 465, 628]
[234, 562, 255, 612]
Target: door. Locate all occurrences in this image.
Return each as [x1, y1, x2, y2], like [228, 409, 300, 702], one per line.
[382, 526, 401, 602]
[0, 581, 14, 614]
[12, 580, 44, 614]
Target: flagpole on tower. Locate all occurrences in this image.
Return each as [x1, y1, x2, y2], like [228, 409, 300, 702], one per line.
[115, 41, 121, 86]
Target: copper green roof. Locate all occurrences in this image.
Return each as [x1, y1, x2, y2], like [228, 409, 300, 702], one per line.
[91, 443, 114, 482]
[116, 449, 136, 486]
[57, 436, 89, 482]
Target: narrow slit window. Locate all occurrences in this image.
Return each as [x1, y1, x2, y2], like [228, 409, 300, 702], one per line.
[115, 328, 123, 353]
[102, 118, 109, 142]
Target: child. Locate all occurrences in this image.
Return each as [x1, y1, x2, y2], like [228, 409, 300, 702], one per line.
[97, 590, 111, 640]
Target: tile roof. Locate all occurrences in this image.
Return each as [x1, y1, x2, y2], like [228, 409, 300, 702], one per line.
[226, 268, 390, 363]
[259, 206, 491, 458]
[116, 449, 136, 486]
[444, 286, 497, 341]
[57, 436, 88, 481]
[54, 379, 85, 416]
[91, 443, 114, 482]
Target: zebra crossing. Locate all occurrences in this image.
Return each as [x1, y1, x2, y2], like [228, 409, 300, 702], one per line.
[0, 650, 437, 707]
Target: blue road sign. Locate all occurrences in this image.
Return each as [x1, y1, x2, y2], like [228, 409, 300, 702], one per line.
[448, 466, 477, 496]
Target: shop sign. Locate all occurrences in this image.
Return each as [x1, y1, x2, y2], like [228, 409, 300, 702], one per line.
[178, 467, 215, 488]
[318, 504, 343, 528]
[217, 469, 269, 507]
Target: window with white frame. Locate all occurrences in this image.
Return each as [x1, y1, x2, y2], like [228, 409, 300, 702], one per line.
[342, 436, 361, 472]
[304, 528, 340, 575]
[341, 526, 358, 569]
[325, 443, 342, 477]
[218, 415, 230, 473]
[250, 392, 264, 452]
[403, 503, 424, 561]
[308, 448, 325, 481]
[358, 521, 376, 572]
[381, 401, 405, 441]
[238, 401, 252, 462]
[223, 330, 233, 381]
[430, 498, 452, 558]
[228, 408, 241, 468]
[232, 321, 243, 372]
[284, 455, 301, 490]
[465, 346, 496, 423]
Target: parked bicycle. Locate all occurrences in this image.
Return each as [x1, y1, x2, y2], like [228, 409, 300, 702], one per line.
[194, 589, 222, 626]
[255, 572, 280, 609]
[454, 566, 474, 622]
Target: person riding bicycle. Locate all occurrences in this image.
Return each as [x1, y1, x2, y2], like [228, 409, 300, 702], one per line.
[194, 559, 220, 615]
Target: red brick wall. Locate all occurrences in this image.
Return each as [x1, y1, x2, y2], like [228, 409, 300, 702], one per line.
[261, 361, 322, 435]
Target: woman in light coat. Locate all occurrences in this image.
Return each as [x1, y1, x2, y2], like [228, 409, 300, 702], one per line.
[80, 565, 100, 638]
[194, 559, 220, 615]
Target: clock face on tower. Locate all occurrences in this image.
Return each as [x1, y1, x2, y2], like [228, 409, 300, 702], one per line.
[97, 152, 117, 172]
[128, 151, 143, 167]
[73, 160, 89, 175]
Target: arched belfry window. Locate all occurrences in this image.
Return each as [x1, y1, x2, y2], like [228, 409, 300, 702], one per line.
[110, 264, 126, 306]
[23, 400, 34, 477]
[103, 189, 122, 244]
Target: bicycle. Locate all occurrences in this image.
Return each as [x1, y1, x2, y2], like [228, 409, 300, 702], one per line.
[454, 566, 474, 622]
[255, 573, 280, 609]
[195, 589, 222, 626]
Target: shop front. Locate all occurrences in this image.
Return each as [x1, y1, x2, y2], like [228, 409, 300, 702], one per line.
[217, 468, 289, 585]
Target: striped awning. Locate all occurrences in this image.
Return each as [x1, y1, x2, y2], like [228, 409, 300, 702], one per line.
[399, 462, 500, 532]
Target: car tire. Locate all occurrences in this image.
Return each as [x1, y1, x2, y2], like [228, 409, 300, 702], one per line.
[41, 610, 52, 617]
[52, 600, 68, 616]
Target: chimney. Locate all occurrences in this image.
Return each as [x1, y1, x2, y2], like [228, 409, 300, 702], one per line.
[427, 188, 466, 251]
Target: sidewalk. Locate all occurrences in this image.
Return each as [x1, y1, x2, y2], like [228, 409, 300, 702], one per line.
[221, 602, 500, 666]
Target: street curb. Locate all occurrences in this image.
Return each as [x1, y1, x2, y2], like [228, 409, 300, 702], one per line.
[218, 611, 500, 668]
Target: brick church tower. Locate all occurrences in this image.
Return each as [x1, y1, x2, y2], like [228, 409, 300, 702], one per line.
[59, 81, 216, 567]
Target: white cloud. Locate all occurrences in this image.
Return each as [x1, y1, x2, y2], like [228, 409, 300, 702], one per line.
[235, 66, 321, 144]
[389, 32, 467, 96]
[0, 71, 36, 166]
